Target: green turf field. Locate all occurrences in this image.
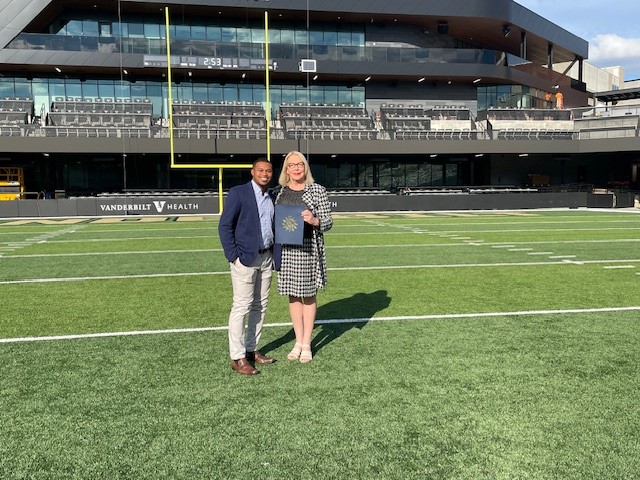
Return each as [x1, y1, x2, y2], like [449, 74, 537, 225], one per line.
[1, 209, 639, 479]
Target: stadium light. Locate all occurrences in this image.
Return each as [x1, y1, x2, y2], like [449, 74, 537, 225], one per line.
[418, 77, 426, 83]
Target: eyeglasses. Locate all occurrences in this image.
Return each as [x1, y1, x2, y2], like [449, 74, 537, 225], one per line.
[287, 162, 305, 170]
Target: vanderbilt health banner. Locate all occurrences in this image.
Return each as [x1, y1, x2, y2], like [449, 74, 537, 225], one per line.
[92, 196, 218, 216]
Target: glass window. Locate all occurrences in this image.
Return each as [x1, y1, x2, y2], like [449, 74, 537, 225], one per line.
[208, 84, 223, 102]
[66, 20, 83, 36]
[66, 79, 82, 99]
[251, 28, 265, 44]
[32, 79, 50, 115]
[206, 26, 221, 41]
[192, 25, 206, 41]
[177, 85, 192, 102]
[323, 31, 337, 46]
[221, 27, 236, 42]
[130, 83, 146, 100]
[98, 82, 115, 100]
[269, 29, 280, 44]
[352, 31, 365, 46]
[128, 22, 144, 37]
[192, 85, 208, 101]
[222, 85, 237, 102]
[337, 31, 351, 46]
[254, 86, 266, 104]
[236, 27, 251, 43]
[431, 164, 444, 185]
[406, 163, 419, 187]
[175, 24, 190, 40]
[80, 80, 98, 98]
[477, 88, 487, 111]
[281, 86, 296, 104]
[115, 83, 130, 99]
[279, 29, 294, 45]
[309, 30, 323, 46]
[323, 88, 338, 105]
[83, 20, 99, 37]
[99, 22, 112, 37]
[146, 82, 163, 117]
[112, 21, 127, 37]
[352, 87, 365, 106]
[309, 86, 324, 104]
[238, 84, 253, 103]
[49, 80, 66, 101]
[295, 30, 308, 46]
[295, 85, 310, 104]
[337, 87, 351, 104]
[14, 78, 31, 98]
[144, 23, 161, 39]
[445, 164, 458, 185]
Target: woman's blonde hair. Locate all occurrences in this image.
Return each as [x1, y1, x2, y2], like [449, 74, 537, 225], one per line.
[278, 150, 315, 186]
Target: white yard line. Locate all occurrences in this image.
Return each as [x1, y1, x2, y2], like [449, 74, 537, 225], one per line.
[4, 258, 640, 285]
[2, 306, 639, 344]
[5, 238, 640, 259]
[4, 249, 220, 259]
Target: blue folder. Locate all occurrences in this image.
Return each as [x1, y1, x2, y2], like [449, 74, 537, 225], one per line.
[275, 203, 305, 245]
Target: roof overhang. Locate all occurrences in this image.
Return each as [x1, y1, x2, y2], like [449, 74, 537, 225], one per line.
[595, 87, 640, 103]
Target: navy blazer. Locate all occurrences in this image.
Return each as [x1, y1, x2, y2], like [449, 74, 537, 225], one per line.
[218, 181, 273, 266]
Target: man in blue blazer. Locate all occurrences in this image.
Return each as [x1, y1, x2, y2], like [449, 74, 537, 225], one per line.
[219, 159, 276, 375]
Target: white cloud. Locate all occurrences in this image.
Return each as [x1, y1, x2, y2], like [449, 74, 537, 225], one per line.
[589, 34, 640, 63]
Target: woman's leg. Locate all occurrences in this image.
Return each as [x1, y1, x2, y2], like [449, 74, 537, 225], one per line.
[301, 295, 317, 347]
[287, 296, 304, 359]
[299, 295, 317, 363]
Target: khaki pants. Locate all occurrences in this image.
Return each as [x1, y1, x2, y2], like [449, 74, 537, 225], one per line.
[228, 251, 273, 360]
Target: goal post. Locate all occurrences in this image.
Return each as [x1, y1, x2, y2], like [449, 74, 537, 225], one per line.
[164, 8, 273, 213]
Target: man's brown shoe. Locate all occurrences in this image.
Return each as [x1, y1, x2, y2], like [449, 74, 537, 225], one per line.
[231, 358, 259, 375]
[246, 350, 276, 364]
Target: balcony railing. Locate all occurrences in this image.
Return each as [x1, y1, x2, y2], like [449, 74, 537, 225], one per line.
[8, 33, 505, 66]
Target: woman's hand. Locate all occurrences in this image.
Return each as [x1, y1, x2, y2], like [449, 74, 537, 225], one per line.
[301, 209, 319, 226]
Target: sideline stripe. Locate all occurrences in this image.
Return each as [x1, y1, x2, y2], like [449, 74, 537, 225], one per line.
[2, 306, 639, 344]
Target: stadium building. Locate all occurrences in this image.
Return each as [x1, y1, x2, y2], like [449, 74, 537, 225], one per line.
[0, 0, 638, 214]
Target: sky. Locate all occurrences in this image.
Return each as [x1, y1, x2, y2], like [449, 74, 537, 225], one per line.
[516, 0, 640, 81]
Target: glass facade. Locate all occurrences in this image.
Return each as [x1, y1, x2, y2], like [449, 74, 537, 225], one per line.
[50, 14, 366, 47]
[0, 76, 365, 120]
[477, 85, 549, 110]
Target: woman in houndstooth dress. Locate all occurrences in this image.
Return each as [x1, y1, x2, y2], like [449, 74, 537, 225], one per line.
[274, 151, 332, 363]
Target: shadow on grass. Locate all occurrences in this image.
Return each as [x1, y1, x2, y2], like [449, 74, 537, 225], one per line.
[261, 290, 391, 356]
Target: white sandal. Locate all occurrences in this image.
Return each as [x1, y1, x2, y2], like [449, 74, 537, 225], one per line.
[287, 343, 302, 360]
[299, 344, 312, 364]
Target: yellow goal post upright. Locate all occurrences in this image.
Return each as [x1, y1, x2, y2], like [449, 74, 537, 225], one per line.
[164, 8, 273, 213]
